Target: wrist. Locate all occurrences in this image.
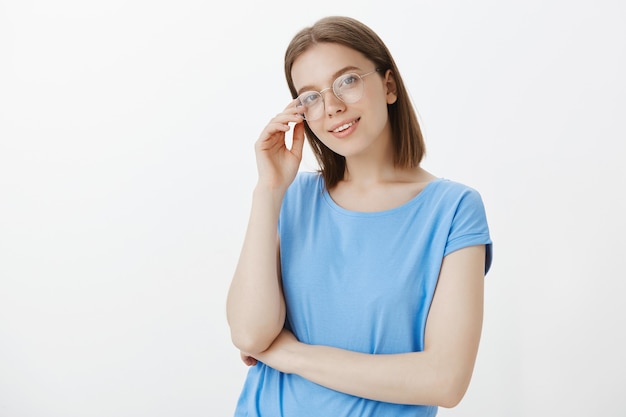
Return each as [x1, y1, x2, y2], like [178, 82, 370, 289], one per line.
[253, 181, 289, 199]
[253, 180, 286, 200]
[287, 340, 310, 375]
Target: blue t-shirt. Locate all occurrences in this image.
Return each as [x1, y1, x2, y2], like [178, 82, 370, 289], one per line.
[234, 171, 492, 417]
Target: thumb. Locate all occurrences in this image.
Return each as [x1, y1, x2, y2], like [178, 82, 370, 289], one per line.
[290, 122, 306, 160]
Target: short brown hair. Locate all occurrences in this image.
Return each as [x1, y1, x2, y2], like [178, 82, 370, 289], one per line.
[284, 16, 425, 189]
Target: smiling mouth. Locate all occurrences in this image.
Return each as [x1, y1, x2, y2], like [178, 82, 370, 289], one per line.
[332, 118, 360, 133]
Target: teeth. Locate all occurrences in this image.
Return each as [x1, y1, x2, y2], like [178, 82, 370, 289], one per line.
[333, 121, 354, 133]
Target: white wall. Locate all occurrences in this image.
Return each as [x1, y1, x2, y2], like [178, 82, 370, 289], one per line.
[1, 0, 624, 416]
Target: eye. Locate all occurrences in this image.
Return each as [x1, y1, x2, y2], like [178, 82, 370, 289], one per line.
[299, 92, 321, 106]
[337, 74, 359, 89]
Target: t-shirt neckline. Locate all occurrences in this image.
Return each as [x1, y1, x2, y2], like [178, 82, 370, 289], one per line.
[319, 176, 445, 217]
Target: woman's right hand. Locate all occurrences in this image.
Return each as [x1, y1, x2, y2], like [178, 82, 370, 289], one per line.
[254, 99, 305, 192]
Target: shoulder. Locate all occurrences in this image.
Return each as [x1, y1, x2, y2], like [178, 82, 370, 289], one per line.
[285, 170, 323, 198]
[427, 178, 486, 209]
[426, 178, 491, 246]
[281, 170, 324, 211]
[292, 170, 322, 188]
[433, 179, 492, 272]
[432, 178, 481, 195]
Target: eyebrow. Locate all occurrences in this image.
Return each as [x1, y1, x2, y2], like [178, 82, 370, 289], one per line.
[296, 65, 362, 95]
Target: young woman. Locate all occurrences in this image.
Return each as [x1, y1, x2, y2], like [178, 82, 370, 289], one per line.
[226, 16, 492, 417]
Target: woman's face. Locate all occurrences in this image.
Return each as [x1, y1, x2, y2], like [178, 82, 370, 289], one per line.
[291, 43, 397, 160]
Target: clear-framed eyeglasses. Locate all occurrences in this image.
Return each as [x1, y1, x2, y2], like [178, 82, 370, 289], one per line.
[295, 69, 381, 121]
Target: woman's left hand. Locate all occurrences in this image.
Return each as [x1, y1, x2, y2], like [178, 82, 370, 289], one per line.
[251, 328, 300, 374]
[240, 352, 257, 367]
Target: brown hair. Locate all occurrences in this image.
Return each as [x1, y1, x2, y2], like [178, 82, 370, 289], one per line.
[284, 16, 425, 189]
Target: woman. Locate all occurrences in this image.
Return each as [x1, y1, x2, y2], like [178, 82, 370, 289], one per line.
[226, 15, 492, 417]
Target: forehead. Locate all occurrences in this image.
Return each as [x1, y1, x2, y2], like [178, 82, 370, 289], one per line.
[291, 43, 372, 91]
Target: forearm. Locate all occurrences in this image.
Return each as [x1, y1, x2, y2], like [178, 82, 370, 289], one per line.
[289, 343, 469, 407]
[226, 185, 286, 353]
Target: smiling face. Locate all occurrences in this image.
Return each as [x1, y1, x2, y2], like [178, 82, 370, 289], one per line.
[291, 42, 397, 161]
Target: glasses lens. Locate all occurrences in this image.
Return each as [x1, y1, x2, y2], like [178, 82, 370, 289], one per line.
[333, 73, 364, 103]
[297, 91, 324, 121]
[296, 73, 368, 121]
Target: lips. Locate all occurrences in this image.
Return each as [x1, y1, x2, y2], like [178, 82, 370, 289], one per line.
[329, 118, 360, 133]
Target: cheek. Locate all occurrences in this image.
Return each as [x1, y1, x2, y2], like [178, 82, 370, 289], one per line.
[306, 123, 344, 153]
[366, 98, 391, 130]
[361, 87, 390, 121]
[306, 121, 326, 140]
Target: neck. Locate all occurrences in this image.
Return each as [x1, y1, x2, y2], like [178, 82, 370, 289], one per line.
[340, 138, 430, 187]
[341, 127, 398, 186]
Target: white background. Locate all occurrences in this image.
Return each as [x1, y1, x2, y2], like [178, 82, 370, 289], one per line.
[1, 0, 625, 416]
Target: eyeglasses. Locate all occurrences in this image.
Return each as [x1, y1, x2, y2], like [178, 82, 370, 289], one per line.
[295, 69, 380, 121]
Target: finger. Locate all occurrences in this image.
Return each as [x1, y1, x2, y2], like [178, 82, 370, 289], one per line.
[283, 97, 302, 112]
[290, 122, 306, 159]
[278, 100, 307, 122]
[240, 352, 258, 366]
[262, 101, 303, 132]
[257, 115, 303, 145]
[256, 124, 290, 148]
[258, 116, 300, 139]
[256, 103, 304, 146]
[263, 122, 291, 135]
[269, 111, 303, 126]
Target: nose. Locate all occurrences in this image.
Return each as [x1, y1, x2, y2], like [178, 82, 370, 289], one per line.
[322, 89, 346, 117]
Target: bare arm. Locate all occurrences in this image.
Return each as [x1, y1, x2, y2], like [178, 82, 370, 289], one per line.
[253, 245, 486, 407]
[226, 187, 286, 354]
[226, 101, 305, 354]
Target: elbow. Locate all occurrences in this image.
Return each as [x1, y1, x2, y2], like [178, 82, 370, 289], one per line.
[226, 308, 285, 354]
[405, 365, 471, 407]
[438, 390, 465, 409]
[229, 328, 276, 355]
[434, 372, 472, 408]
[231, 336, 271, 356]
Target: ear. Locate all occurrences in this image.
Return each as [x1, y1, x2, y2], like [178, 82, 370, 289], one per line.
[384, 69, 398, 104]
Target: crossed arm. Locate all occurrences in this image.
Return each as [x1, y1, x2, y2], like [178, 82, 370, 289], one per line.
[229, 230, 486, 408]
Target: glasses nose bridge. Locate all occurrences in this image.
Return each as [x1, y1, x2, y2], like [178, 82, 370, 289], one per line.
[319, 86, 339, 101]
[319, 85, 345, 112]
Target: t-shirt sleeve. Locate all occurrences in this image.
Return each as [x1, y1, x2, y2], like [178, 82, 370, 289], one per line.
[443, 188, 493, 274]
